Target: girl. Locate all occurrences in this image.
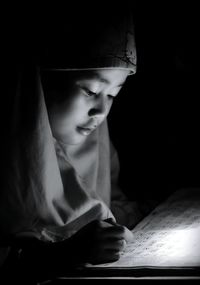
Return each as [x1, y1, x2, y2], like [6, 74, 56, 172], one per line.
[0, 8, 155, 281]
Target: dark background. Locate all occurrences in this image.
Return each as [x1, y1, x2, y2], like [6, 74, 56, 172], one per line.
[108, 3, 200, 202]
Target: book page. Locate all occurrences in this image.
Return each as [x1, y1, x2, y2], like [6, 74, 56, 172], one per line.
[87, 188, 200, 268]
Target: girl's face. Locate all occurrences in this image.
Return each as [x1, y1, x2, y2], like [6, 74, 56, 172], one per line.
[42, 69, 130, 145]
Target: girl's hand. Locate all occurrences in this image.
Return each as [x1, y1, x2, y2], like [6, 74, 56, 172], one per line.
[13, 219, 134, 269]
[69, 219, 133, 264]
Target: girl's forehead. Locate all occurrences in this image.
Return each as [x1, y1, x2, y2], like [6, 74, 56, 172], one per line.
[69, 69, 130, 81]
[41, 69, 129, 89]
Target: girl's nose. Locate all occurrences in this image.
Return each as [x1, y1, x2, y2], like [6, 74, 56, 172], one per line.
[88, 96, 107, 118]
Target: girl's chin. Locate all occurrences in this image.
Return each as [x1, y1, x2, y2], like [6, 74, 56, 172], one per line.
[55, 134, 86, 146]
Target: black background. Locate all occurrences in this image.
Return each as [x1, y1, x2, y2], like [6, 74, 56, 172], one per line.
[108, 2, 200, 202]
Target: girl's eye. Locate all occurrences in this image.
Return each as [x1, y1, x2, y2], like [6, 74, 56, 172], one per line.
[82, 87, 96, 97]
[86, 90, 96, 97]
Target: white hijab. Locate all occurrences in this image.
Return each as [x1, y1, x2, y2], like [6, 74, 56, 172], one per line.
[0, 65, 114, 247]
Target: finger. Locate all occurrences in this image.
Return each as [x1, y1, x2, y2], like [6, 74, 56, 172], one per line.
[90, 249, 121, 265]
[95, 228, 126, 242]
[104, 221, 134, 243]
[97, 221, 126, 234]
[101, 239, 126, 251]
[89, 238, 126, 258]
[102, 250, 121, 262]
[123, 227, 134, 242]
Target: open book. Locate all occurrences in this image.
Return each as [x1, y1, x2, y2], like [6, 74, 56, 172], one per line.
[79, 188, 200, 277]
[53, 188, 200, 280]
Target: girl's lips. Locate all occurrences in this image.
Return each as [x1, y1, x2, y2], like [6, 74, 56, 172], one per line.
[77, 126, 96, 136]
